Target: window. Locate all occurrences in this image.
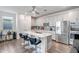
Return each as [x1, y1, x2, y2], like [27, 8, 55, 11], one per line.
[2, 16, 13, 30]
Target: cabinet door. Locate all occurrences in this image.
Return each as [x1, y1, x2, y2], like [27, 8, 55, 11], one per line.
[57, 34, 69, 44]
[56, 21, 62, 34]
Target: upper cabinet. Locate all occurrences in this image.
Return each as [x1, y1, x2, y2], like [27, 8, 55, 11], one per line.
[18, 14, 31, 31]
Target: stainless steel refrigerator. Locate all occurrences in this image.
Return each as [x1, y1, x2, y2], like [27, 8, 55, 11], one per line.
[55, 21, 70, 44]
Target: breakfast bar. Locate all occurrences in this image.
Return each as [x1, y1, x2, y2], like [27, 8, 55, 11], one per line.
[22, 31, 52, 53]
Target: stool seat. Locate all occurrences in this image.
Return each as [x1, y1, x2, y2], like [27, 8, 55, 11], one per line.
[19, 33, 24, 38]
[23, 35, 30, 41]
[19, 33, 30, 46]
[29, 37, 41, 53]
[30, 38, 41, 45]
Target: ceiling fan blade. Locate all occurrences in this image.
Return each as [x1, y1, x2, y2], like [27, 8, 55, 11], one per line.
[32, 6, 36, 11]
[35, 11, 40, 14]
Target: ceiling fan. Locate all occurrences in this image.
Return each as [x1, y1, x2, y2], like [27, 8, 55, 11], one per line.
[29, 6, 40, 15]
[25, 6, 40, 17]
[32, 6, 40, 14]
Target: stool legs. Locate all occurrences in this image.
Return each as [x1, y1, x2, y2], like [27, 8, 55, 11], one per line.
[21, 38, 25, 45]
[24, 41, 30, 49]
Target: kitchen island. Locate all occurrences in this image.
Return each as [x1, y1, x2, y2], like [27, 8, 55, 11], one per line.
[22, 31, 52, 53]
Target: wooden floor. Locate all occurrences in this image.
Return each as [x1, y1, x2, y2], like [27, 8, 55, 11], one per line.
[48, 41, 77, 53]
[0, 39, 34, 53]
[0, 39, 77, 53]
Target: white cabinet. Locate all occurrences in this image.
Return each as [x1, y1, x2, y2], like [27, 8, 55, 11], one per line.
[19, 15, 31, 32]
[42, 31, 55, 40]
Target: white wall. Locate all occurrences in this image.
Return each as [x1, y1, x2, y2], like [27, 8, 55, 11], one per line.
[35, 8, 79, 26]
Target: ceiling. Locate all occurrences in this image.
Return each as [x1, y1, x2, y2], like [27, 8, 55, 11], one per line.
[0, 6, 78, 18]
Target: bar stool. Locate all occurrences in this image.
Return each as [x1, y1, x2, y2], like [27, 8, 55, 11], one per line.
[23, 34, 33, 49]
[23, 34, 30, 45]
[19, 33, 24, 38]
[19, 33, 25, 45]
[29, 37, 41, 53]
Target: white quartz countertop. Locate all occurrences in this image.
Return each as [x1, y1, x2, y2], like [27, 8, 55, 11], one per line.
[32, 30, 56, 34]
[22, 31, 52, 38]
